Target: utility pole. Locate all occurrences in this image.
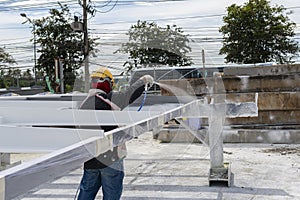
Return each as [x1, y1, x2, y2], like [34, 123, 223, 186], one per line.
[202, 49, 206, 78]
[20, 13, 37, 86]
[83, 0, 90, 92]
[54, 58, 64, 94]
[33, 23, 37, 85]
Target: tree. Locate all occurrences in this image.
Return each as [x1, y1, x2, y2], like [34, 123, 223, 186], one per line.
[219, 0, 299, 64]
[23, 3, 97, 91]
[0, 47, 16, 88]
[16, 69, 33, 87]
[0, 47, 16, 67]
[115, 20, 193, 73]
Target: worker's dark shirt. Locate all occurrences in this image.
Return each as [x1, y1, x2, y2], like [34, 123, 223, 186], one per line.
[80, 79, 145, 169]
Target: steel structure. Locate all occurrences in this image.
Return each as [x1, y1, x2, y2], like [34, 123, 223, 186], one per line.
[0, 94, 258, 200]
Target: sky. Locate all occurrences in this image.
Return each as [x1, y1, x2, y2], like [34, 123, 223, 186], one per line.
[0, 0, 299, 75]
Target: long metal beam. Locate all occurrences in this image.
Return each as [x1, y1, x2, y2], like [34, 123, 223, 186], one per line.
[0, 100, 75, 109]
[0, 107, 161, 126]
[0, 126, 104, 153]
[0, 93, 85, 101]
[0, 135, 113, 200]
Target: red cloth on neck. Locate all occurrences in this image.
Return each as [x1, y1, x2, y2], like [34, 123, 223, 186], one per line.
[96, 80, 112, 93]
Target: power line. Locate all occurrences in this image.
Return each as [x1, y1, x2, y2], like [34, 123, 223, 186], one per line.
[0, 0, 78, 10]
[94, 0, 118, 13]
[1, 0, 300, 70]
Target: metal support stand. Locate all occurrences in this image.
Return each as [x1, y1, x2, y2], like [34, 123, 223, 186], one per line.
[208, 104, 231, 186]
[208, 75, 232, 187]
[176, 76, 240, 187]
[208, 76, 231, 187]
[176, 98, 258, 187]
[174, 92, 258, 187]
[177, 103, 232, 187]
[0, 154, 20, 172]
[0, 154, 10, 167]
[209, 162, 231, 187]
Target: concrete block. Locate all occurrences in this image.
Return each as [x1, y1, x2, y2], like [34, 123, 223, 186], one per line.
[160, 74, 300, 95]
[226, 110, 300, 125]
[155, 128, 203, 143]
[223, 64, 300, 76]
[226, 92, 300, 111]
[218, 75, 300, 93]
[155, 128, 300, 144]
[158, 64, 300, 144]
[224, 130, 300, 144]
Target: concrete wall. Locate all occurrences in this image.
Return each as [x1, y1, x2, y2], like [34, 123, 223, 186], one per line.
[158, 64, 300, 143]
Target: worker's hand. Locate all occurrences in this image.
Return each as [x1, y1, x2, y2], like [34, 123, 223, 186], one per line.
[140, 75, 154, 85]
[140, 75, 154, 91]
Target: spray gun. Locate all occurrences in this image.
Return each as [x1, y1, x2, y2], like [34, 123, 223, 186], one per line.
[137, 76, 154, 112]
[137, 83, 150, 112]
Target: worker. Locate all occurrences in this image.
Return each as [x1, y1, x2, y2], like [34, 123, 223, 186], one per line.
[77, 66, 154, 200]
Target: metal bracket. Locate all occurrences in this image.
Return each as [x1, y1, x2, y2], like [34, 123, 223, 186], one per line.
[209, 162, 231, 187]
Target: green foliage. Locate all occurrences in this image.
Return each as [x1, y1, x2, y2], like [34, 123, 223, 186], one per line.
[116, 20, 193, 72]
[0, 47, 16, 67]
[0, 68, 35, 88]
[25, 3, 97, 91]
[219, 0, 299, 64]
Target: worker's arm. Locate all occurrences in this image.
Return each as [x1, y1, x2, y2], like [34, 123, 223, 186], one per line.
[110, 75, 153, 109]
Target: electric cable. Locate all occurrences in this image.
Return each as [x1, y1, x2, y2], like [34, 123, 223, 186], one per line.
[1, 0, 299, 70]
[73, 184, 80, 200]
[94, 0, 118, 13]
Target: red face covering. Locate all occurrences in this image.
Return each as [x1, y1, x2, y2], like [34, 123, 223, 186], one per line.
[96, 80, 112, 94]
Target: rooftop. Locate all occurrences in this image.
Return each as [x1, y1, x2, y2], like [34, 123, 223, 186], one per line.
[12, 131, 300, 200]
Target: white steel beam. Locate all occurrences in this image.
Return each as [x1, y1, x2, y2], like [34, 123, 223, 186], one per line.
[0, 93, 85, 101]
[0, 135, 113, 200]
[0, 100, 76, 109]
[0, 107, 161, 126]
[0, 126, 104, 153]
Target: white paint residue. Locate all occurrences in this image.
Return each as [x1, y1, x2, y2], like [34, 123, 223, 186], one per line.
[237, 76, 250, 90]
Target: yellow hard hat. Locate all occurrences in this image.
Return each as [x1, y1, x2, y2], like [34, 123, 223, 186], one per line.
[90, 67, 114, 86]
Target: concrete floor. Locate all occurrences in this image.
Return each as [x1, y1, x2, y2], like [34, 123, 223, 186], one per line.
[12, 131, 300, 200]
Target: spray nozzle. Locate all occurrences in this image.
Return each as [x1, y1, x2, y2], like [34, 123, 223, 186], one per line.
[145, 84, 148, 91]
[144, 82, 154, 91]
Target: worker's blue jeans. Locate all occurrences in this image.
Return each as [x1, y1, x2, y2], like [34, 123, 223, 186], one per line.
[77, 159, 124, 200]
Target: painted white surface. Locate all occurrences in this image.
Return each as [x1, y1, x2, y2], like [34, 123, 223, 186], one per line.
[0, 107, 161, 126]
[0, 126, 104, 153]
